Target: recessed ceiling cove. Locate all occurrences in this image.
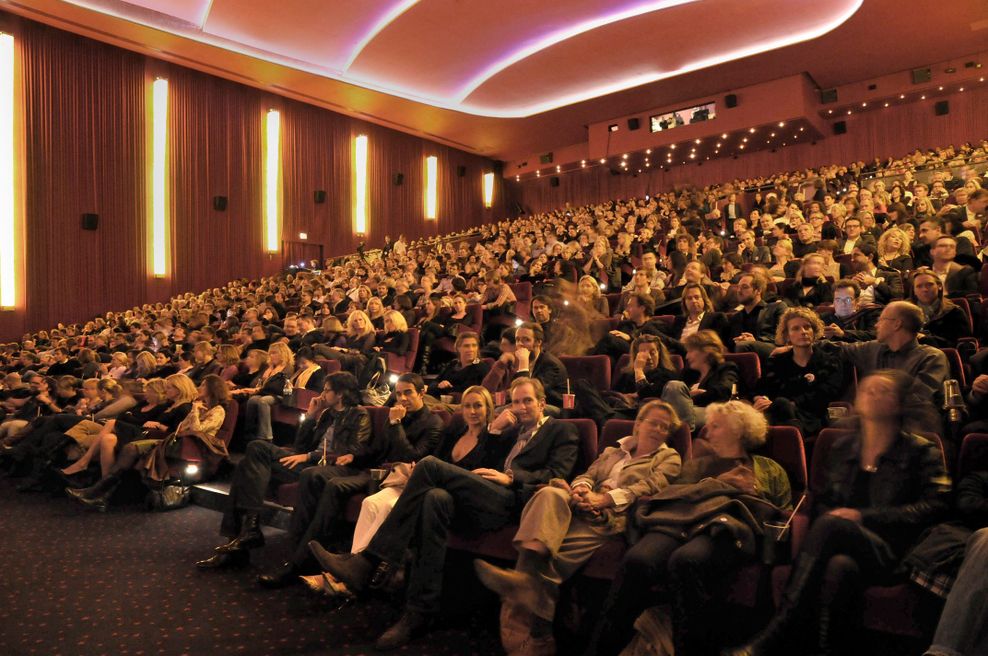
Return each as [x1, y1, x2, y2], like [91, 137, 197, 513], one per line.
[61, 0, 863, 117]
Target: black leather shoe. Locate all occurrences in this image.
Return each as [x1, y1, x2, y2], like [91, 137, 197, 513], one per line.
[215, 512, 264, 553]
[257, 562, 298, 588]
[374, 610, 433, 651]
[196, 550, 250, 570]
[308, 541, 373, 594]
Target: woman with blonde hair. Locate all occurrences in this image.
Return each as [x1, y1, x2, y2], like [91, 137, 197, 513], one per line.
[61, 375, 194, 479]
[577, 275, 609, 316]
[107, 352, 131, 379]
[876, 226, 913, 272]
[377, 310, 410, 357]
[129, 351, 158, 380]
[234, 343, 294, 443]
[591, 400, 792, 655]
[215, 344, 243, 382]
[768, 239, 796, 282]
[365, 296, 386, 330]
[313, 310, 378, 375]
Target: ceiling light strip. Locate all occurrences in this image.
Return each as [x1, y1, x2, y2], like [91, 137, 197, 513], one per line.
[343, 0, 421, 71]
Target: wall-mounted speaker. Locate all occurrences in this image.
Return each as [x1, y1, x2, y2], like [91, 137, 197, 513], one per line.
[934, 100, 950, 116]
[832, 121, 847, 135]
[212, 195, 228, 211]
[627, 118, 641, 131]
[549, 177, 560, 187]
[820, 88, 838, 104]
[81, 213, 99, 230]
[392, 173, 404, 186]
[539, 153, 553, 164]
[724, 94, 738, 108]
[456, 165, 466, 177]
[314, 190, 327, 203]
[911, 67, 931, 84]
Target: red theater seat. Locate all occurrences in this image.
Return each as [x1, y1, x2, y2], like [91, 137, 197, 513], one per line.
[724, 352, 761, 394]
[560, 354, 612, 392]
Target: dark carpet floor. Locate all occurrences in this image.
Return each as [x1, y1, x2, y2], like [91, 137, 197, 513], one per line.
[0, 479, 503, 656]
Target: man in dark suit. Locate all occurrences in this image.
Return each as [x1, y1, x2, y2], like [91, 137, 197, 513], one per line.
[722, 193, 744, 224]
[914, 218, 977, 269]
[930, 235, 979, 298]
[257, 374, 442, 588]
[512, 322, 568, 409]
[838, 216, 876, 255]
[850, 242, 904, 305]
[941, 188, 988, 238]
[310, 377, 579, 650]
[820, 279, 880, 342]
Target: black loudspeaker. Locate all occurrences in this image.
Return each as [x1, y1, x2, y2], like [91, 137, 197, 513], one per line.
[212, 196, 228, 211]
[724, 94, 738, 108]
[934, 100, 950, 116]
[911, 67, 931, 84]
[393, 173, 404, 186]
[820, 88, 838, 104]
[456, 165, 466, 177]
[550, 177, 560, 187]
[833, 121, 847, 135]
[81, 213, 99, 230]
[627, 118, 640, 131]
[314, 190, 327, 204]
[539, 153, 554, 164]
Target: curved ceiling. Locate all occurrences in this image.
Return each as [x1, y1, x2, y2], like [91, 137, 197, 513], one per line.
[55, 0, 863, 117]
[2, 0, 987, 159]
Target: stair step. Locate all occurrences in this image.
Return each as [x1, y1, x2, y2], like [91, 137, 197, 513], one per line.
[191, 480, 293, 532]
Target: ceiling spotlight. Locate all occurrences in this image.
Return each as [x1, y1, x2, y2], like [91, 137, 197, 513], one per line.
[938, 86, 944, 91]
[742, 137, 748, 142]
[770, 132, 776, 137]
[748, 127, 756, 133]
[959, 87, 965, 92]
[645, 162, 650, 167]
[556, 165, 561, 172]
[622, 153, 628, 159]
[580, 159, 586, 164]
[721, 133, 728, 139]
[766, 140, 770, 144]
[899, 94, 905, 99]
[581, 162, 586, 168]
[645, 149, 652, 154]
[670, 144, 677, 149]
[847, 110, 852, 115]
[739, 144, 745, 149]
[827, 109, 833, 114]
[861, 102, 867, 107]
[799, 127, 804, 131]
[884, 102, 889, 107]
[689, 153, 695, 159]
[921, 95, 926, 99]
[694, 138, 701, 144]
[716, 142, 722, 148]
[515, 175, 520, 181]
[981, 77, 985, 82]
[536, 171, 541, 176]
[599, 158, 606, 164]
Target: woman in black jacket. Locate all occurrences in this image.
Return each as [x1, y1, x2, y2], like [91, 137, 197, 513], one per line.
[753, 307, 846, 437]
[233, 343, 293, 443]
[782, 254, 834, 308]
[661, 329, 739, 430]
[376, 310, 411, 357]
[728, 370, 952, 656]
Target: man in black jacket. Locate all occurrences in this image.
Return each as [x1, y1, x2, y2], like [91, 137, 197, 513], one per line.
[195, 372, 372, 570]
[310, 377, 578, 650]
[729, 272, 785, 360]
[257, 374, 443, 587]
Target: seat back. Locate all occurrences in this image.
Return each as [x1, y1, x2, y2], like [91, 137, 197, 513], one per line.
[724, 352, 761, 394]
[600, 418, 691, 461]
[952, 297, 975, 335]
[940, 347, 967, 388]
[315, 359, 342, 375]
[510, 282, 533, 320]
[558, 418, 598, 477]
[958, 433, 988, 480]
[560, 355, 612, 391]
[385, 328, 419, 374]
[216, 399, 240, 448]
[364, 405, 392, 441]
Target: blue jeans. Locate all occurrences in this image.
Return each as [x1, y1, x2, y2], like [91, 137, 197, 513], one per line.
[926, 528, 988, 656]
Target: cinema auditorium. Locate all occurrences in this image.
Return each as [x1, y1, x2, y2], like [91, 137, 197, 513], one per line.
[0, 1, 987, 654]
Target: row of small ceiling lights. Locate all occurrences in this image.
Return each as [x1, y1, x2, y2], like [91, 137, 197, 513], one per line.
[515, 122, 807, 179]
[826, 78, 984, 116]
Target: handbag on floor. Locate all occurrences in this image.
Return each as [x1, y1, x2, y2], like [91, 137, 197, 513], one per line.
[145, 484, 190, 512]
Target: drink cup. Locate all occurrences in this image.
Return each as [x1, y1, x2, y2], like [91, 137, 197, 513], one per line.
[494, 390, 507, 406]
[762, 520, 791, 565]
[562, 393, 576, 410]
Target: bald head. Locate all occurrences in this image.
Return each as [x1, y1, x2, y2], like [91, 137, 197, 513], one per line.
[886, 301, 924, 335]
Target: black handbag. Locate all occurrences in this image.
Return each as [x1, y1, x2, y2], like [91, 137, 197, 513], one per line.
[145, 484, 190, 512]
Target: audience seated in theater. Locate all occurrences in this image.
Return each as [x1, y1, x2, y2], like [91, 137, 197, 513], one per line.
[782, 254, 834, 308]
[727, 370, 950, 656]
[312, 310, 377, 375]
[577, 275, 609, 316]
[592, 292, 665, 364]
[196, 372, 371, 570]
[617, 270, 665, 315]
[908, 268, 974, 348]
[289, 347, 326, 392]
[475, 400, 684, 654]
[877, 225, 915, 272]
[849, 241, 904, 305]
[309, 377, 578, 650]
[819, 279, 881, 342]
[767, 239, 799, 282]
[591, 400, 791, 656]
[255, 373, 442, 588]
[753, 307, 846, 436]
[929, 235, 979, 298]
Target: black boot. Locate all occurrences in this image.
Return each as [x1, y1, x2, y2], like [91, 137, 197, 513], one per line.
[70, 473, 121, 511]
[196, 550, 250, 570]
[257, 561, 299, 588]
[722, 553, 819, 656]
[215, 512, 265, 553]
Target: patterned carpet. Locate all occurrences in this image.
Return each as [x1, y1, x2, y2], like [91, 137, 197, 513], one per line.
[0, 479, 502, 656]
